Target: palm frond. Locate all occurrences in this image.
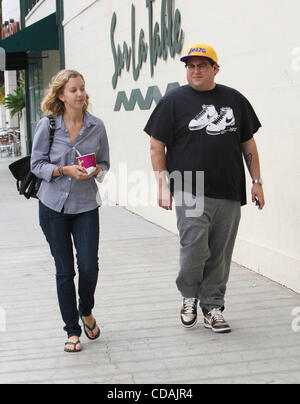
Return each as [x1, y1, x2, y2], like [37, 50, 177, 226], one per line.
[5, 86, 26, 118]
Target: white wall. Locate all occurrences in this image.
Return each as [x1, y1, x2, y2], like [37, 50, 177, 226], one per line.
[1, 0, 20, 22]
[25, 0, 56, 26]
[63, 0, 300, 294]
[63, 0, 98, 24]
[42, 50, 60, 92]
[0, 106, 6, 128]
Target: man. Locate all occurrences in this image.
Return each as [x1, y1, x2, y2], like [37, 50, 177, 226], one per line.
[144, 44, 265, 333]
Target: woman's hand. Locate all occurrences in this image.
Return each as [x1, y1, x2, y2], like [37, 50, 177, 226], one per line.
[92, 165, 103, 177]
[64, 165, 103, 180]
[84, 165, 103, 179]
[64, 165, 89, 180]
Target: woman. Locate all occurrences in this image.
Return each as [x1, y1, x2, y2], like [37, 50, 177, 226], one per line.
[31, 70, 110, 353]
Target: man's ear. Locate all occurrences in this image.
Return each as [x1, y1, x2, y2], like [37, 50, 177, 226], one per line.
[213, 64, 220, 76]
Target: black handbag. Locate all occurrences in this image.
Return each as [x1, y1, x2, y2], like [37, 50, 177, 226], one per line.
[9, 116, 56, 199]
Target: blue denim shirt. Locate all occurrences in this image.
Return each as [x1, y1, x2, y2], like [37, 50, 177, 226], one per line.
[31, 112, 110, 214]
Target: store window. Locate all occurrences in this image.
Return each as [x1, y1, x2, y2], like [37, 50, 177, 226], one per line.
[28, 52, 43, 138]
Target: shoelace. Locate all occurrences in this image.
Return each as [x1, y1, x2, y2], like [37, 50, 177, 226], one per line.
[183, 298, 197, 314]
[211, 111, 226, 125]
[209, 308, 225, 323]
[194, 106, 209, 120]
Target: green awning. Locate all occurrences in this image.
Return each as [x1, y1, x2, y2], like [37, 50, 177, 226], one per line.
[0, 13, 58, 53]
[0, 13, 59, 70]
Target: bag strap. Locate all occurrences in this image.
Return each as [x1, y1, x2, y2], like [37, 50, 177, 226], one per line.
[48, 116, 56, 150]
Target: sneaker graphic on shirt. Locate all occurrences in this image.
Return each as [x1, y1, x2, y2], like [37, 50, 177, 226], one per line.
[206, 107, 236, 135]
[189, 105, 218, 131]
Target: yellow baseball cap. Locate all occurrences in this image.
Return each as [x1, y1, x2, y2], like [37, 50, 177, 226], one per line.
[180, 43, 219, 65]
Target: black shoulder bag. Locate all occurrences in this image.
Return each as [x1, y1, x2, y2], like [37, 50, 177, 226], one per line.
[8, 116, 56, 200]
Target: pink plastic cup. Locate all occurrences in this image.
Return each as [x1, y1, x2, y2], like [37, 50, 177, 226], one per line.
[76, 153, 97, 175]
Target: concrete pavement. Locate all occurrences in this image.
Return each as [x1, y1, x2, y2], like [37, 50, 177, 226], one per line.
[1, 157, 300, 384]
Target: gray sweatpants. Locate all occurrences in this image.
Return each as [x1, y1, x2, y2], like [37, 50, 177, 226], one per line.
[175, 195, 241, 311]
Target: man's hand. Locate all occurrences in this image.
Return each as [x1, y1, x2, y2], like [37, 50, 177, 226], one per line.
[158, 184, 173, 210]
[241, 138, 265, 211]
[252, 184, 265, 210]
[150, 136, 173, 210]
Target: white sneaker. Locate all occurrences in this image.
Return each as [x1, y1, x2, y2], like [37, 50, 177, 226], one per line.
[189, 105, 218, 131]
[206, 107, 236, 135]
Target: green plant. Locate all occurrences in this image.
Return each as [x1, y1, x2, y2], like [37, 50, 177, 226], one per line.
[4, 85, 25, 117]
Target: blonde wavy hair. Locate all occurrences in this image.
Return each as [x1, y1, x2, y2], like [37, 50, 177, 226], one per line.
[41, 69, 90, 116]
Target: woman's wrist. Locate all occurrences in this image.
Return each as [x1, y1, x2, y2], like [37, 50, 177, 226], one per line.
[52, 166, 70, 177]
[57, 166, 64, 177]
[62, 166, 70, 175]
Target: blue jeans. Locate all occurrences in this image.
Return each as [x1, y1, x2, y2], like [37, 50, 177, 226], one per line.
[39, 201, 100, 338]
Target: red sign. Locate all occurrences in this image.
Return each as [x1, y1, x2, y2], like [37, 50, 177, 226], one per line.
[1, 21, 20, 39]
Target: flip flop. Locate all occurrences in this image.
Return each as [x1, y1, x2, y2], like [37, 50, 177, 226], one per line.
[64, 340, 81, 353]
[79, 314, 101, 341]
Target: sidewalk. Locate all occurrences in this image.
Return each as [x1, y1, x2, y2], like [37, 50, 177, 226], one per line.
[0, 157, 300, 384]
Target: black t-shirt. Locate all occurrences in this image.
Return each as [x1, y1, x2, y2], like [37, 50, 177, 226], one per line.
[144, 84, 261, 206]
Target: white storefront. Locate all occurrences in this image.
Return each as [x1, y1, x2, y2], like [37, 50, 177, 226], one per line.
[61, 0, 300, 294]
